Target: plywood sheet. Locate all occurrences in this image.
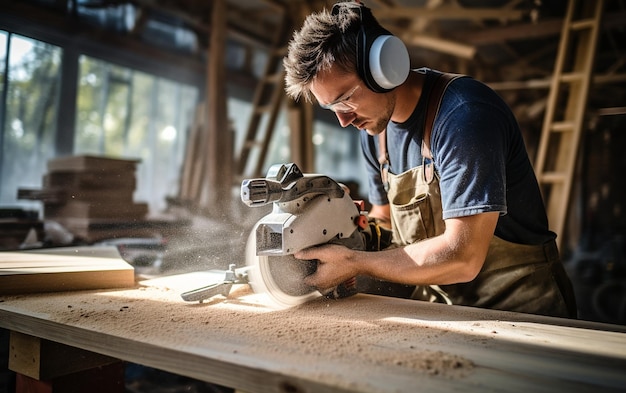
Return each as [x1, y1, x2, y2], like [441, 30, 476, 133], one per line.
[0, 246, 134, 295]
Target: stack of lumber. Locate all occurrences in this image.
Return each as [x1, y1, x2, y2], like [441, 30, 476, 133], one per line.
[19, 155, 150, 242]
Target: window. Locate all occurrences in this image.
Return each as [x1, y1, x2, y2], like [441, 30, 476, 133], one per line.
[0, 33, 61, 210]
[0, 31, 363, 222]
[0, 33, 199, 215]
[75, 56, 198, 212]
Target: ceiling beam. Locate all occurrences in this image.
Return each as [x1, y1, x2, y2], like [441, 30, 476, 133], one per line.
[403, 34, 476, 59]
[487, 72, 626, 91]
[374, 6, 525, 21]
[453, 11, 626, 45]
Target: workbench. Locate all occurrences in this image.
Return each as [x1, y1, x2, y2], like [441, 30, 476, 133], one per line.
[1, 273, 625, 393]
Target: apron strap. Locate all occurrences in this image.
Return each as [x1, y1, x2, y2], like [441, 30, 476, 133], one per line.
[378, 129, 390, 192]
[422, 72, 463, 160]
[378, 72, 464, 188]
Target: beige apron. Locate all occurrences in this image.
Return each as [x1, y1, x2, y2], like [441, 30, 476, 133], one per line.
[377, 72, 577, 318]
[386, 161, 577, 318]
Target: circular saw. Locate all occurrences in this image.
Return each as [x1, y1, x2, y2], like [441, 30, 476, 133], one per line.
[241, 163, 366, 308]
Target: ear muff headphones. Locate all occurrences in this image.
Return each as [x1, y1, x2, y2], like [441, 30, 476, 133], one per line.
[332, 3, 410, 93]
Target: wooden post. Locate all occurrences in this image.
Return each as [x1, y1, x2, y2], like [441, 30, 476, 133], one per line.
[201, 0, 232, 213]
[287, 99, 314, 173]
[285, 2, 320, 174]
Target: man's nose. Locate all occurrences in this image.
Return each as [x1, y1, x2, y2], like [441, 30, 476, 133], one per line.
[335, 112, 356, 128]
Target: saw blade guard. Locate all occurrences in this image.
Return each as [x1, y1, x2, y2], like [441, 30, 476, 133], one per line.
[245, 222, 365, 309]
[245, 229, 321, 308]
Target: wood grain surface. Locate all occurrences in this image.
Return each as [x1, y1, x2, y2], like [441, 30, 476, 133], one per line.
[0, 247, 134, 295]
[0, 272, 625, 393]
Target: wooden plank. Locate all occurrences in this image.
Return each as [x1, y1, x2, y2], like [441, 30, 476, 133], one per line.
[0, 277, 624, 393]
[0, 247, 134, 295]
[47, 155, 140, 173]
[19, 188, 135, 203]
[44, 171, 136, 190]
[44, 201, 148, 220]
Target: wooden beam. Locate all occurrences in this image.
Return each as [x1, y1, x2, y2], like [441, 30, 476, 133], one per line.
[256, 0, 287, 13]
[458, 18, 563, 45]
[0, 1, 205, 86]
[374, 6, 525, 21]
[596, 106, 626, 116]
[287, 99, 314, 173]
[452, 11, 626, 45]
[403, 34, 477, 59]
[201, 0, 231, 210]
[487, 72, 626, 91]
[368, 0, 398, 7]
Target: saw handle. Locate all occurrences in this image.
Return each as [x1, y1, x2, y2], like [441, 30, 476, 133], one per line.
[180, 282, 234, 303]
[241, 179, 284, 206]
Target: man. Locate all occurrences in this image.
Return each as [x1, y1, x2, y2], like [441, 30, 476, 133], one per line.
[283, 1, 577, 318]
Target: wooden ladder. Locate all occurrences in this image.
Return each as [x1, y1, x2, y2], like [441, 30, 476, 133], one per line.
[533, 0, 604, 247]
[236, 9, 291, 178]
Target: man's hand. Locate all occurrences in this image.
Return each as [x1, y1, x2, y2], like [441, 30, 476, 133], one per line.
[295, 211, 499, 292]
[295, 244, 361, 291]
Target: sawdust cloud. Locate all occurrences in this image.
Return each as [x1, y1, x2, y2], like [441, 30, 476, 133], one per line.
[145, 207, 268, 275]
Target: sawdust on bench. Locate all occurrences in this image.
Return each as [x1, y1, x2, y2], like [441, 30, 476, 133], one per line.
[0, 279, 476, 387]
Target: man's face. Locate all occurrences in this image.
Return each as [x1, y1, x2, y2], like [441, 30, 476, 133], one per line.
[309, 65, 394, 136]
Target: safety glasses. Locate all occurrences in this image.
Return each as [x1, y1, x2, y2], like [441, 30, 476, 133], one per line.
[319, 85, 360, 113]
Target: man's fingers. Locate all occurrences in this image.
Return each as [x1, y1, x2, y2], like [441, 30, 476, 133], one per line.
[294, 244, 326, 260]
[294, 249, 310, 260]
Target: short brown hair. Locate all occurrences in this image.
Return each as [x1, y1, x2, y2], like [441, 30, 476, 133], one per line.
[283, 1, 362, 102]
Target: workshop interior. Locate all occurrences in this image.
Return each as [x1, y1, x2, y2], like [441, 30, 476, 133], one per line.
[1, 0, 625, 392]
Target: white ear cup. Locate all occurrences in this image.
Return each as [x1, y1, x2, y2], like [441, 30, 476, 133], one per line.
[368, 35, 410, 90]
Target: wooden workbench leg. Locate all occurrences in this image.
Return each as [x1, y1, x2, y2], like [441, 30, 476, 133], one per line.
[15, 362, 124, 393]
[9, 331, 124, 393]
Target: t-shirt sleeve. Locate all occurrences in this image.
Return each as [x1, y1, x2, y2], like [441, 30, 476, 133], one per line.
[432, 99, 509, 220]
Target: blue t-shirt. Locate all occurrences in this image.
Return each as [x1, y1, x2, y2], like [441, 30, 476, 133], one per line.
[361, 68, 554, 245]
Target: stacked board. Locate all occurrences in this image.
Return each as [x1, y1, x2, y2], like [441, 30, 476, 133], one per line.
[0, 246, 135, 295]
[19, 155, 150, 242]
